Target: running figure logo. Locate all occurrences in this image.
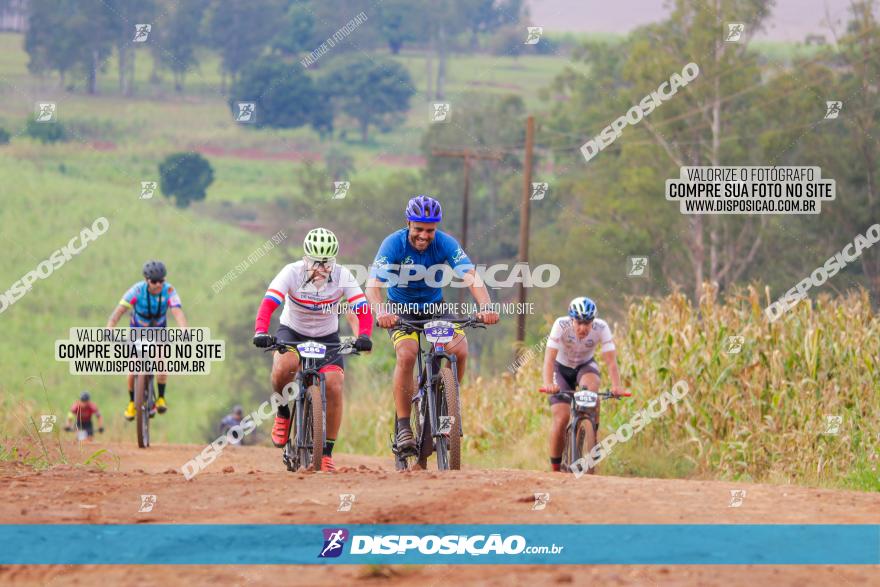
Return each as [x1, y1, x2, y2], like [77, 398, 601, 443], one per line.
[524, 27, 543, 45]
[338, 494, 355, 512]
[724, 336, 744, 354]
[728, 489, 746, 508]
[140, 181, 157, 199]
[35, 102, 56, 122]
[824, 101, 843, 119]
[39, 415, 57, 433]
[438, 415, 454, 435]
[133, 24, 151, 42]
[628, 256, 649, 277]
[530, 182, 549, 201]
[318, 528, 349, 558]
[138, 494, 157, 512]
[823, 415, 842, 435]
[725, 23, 745, 42]
[235, 102, 256, 123]
[333, 181, 350, 200]
[431, 103, 450, 123]
[532, 492, 550, 510]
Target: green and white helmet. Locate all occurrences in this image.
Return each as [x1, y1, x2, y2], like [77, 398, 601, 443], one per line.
[303, 227, 339, 261]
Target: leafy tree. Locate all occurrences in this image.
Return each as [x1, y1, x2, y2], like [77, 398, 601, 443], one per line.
[205, 0, 285, 88]
[545, 0, 776, 299]
[159, 152, 214, 208]
[377, 0, 419, 54]
[324, 55, 415, 142]
[152, 0, 210, 92]
[102, 0, 157, 96]
[228, 57, 331, 132]
[24, 0, 112, 93]
[272, 1, 317, 57]
[25, 119, 66, 143]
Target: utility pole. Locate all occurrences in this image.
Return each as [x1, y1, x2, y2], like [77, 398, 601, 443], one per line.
[516, 115, 535, 354]
[431, 149, 503, 252]
[431, 149, 504, 303]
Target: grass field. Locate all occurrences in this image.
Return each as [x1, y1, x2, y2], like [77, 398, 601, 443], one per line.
[2, 31, 877, 491]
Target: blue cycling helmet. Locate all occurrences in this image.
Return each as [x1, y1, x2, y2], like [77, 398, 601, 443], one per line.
[80, 391, 90, 401]
[568, 297, 597, 321]
[405, 195, 442, 223]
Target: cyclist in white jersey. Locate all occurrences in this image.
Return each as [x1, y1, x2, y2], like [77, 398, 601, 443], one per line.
[542, 296, 625, 472]
[252, 228, 373, 472]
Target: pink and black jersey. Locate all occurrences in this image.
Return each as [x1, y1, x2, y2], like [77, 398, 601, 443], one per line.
[255, 261, 372, 338]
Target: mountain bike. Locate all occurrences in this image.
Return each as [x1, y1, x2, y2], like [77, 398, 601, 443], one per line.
[133, 340, 159, 449]
[263, 337, 360, 472]
[389, 316, 484, 471]
[539, 386, 630, 474]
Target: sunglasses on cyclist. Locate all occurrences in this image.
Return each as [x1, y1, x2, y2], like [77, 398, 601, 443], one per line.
[149, 279, 165, 285]
[574, 318, 593, 325]
[305, 256, 336, 270]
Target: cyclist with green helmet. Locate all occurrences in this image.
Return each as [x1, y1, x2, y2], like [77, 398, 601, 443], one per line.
[252, 228, 373, 472]
[541, 296, 625, 472]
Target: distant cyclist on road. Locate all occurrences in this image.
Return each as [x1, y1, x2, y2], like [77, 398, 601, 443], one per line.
[542, 297, 625, 472]
[252, 228, 373, 472]
[219, 405, 245, 444]
[365, 195, 499, 453]
[65, 391, 104, 439]
[106, 261, 188, 420]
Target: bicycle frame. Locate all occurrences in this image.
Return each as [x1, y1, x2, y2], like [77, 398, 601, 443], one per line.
[286, 351, 329, 469]
[391, 316, 483, 470]
[412, 329, 461, 459]
[267, 339, 357, 472]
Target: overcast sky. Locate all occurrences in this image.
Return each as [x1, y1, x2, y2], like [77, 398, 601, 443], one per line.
[526, 0, 856, 41]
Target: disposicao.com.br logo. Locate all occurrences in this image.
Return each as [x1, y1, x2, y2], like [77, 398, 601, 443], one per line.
[319, 528, 563, 557]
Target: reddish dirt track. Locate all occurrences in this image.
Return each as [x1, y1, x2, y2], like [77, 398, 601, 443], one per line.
[2, 441, 878, 586]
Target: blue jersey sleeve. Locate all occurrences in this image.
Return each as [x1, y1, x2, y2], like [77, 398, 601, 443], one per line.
[369, 233, 403, 282]
[119, 282, 142, 309]
[438, 233, 474, 277]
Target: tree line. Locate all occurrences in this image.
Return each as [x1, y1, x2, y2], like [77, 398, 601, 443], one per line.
[23, 0, 527, 98]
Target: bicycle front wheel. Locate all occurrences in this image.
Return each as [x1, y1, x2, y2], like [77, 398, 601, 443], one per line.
[298, 385, 324, 472]
[437, 367, 461, 470]
[574, 419, 597, 475]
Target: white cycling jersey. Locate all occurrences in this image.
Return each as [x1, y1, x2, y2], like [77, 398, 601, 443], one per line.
[546, 316, 615, 368]
[264, 261, 366, 337]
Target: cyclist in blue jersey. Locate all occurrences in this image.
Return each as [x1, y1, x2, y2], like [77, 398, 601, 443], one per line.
[365, 195, 499, 452]
[106, 261, 188, 420]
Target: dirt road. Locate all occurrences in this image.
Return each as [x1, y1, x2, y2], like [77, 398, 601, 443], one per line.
[2, 441, 878, 586]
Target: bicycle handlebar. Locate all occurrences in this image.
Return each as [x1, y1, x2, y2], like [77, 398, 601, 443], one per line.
[262, 337, 359, 356]
[537, 387, 632, 398]
[390, 315, 486, 332]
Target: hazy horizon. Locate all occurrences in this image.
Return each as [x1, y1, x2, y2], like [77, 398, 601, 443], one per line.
[526, 0, 856, 42]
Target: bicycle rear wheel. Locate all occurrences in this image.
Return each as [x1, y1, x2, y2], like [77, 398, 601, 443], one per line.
[134, 374, 152, 448]
[436, 367, 461, 470]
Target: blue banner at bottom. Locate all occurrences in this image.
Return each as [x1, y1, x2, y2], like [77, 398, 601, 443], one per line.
[1, 524, 878, 565]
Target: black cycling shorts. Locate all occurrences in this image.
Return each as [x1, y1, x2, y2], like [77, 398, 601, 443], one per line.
[275, 325, 344, 372]
[548, 359, 600, 406]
